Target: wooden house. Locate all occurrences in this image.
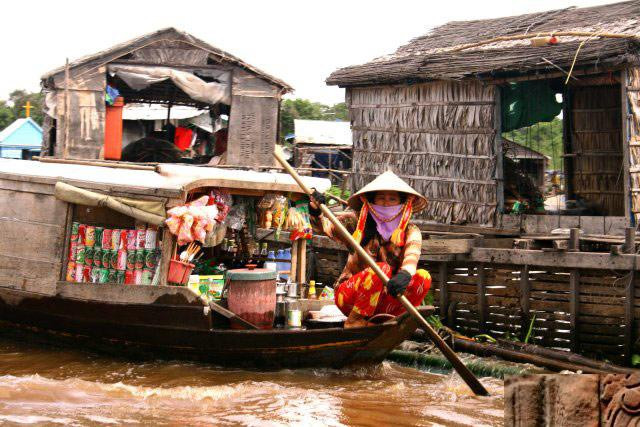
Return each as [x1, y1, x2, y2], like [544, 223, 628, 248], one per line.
[40, 28, 292, 167]
[326, 1, 640, 365]
[327, 1, 640, 233]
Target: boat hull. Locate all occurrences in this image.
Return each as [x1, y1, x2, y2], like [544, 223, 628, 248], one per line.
[0, 286, 433, 369]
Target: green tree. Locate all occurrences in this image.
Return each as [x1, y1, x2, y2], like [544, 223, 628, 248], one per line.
[9, 90, 44, 126]
[0, 101, 15, 130]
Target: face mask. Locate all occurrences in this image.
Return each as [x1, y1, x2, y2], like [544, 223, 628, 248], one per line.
[369, 204, 403, 241]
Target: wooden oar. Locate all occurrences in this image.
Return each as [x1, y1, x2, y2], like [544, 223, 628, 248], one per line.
[274, 151, 489, 396]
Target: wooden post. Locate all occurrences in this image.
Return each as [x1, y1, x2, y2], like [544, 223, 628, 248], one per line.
[622, 68, 632, 224]
[477, 263, 487, 334]
[625, 226, 635, 253]
[63, 58, 70, 159]
[438, 262, 448, 320]
[569, 268, 580, 353]
[290, 240, 299, 282]
[625, 226, 635, 364]
[569, 228, 580, 252]
[297, 239, 307, 284]
[60, 204, 74, 280]
[158, 227, 174, 286]
[494, 88, 504, 215]
[519, 265, 531, 341]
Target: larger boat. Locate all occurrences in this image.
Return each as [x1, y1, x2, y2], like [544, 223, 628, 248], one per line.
[0, 158, 432, 369]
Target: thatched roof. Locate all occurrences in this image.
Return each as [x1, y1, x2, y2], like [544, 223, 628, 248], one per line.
[327, 1, 640, 86]
[42, 27, 292, 92]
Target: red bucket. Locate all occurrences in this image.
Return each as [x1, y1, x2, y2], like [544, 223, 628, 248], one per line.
[167, 259, 195, 285]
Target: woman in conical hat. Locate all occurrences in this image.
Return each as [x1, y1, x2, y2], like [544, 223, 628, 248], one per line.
[310, 170, 431, 328]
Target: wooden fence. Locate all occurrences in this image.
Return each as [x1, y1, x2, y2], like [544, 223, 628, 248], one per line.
[426, 260, 635, 365]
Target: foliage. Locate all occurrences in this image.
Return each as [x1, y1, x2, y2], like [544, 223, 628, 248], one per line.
[632, 354, 640, 367]
[0, 90, 45, 131]
[524, 314, 536, 344]
[325, 184, 350, 205]
[426, 314, 443, 330]
[503, 117, 564, 170]
[279, 98, 348, 141]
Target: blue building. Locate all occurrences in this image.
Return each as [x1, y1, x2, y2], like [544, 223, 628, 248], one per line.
[0, 117, 42, 159]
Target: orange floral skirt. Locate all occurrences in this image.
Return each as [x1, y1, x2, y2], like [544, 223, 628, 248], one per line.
[334, 262, 431, 317]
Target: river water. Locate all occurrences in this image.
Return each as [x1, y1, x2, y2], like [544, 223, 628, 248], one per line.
[0, 336, 504, 426]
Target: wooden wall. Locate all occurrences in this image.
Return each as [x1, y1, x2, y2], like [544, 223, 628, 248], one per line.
[569, 84, 623, 215]
[0, 177, 68, 295]
[347, 81, 497, 226]
[47, 66, 107, 159]
[226, 69, 280, 167]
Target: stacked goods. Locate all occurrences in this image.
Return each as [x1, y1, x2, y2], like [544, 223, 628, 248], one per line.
[66, 222, 160, 285]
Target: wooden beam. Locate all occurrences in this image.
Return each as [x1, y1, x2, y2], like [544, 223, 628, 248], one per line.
[422, 238, 476, 254]
[494, 86, 504, 216]
[470, 247, 640, 270]
[622, 69, 632, 224]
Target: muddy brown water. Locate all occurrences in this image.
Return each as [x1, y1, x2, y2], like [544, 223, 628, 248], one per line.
[0, 336, 504, 426]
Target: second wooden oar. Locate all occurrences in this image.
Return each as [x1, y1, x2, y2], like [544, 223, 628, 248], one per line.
[274, 151, 489, 396]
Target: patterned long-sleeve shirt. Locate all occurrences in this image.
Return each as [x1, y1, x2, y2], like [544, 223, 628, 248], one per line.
[313, 210, 423, 285]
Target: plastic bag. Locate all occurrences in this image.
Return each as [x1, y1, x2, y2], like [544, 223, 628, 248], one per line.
[272, 195, 287, 230]
[226, 202, 246, 231]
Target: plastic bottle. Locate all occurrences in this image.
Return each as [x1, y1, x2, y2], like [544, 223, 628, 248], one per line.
[282, 247, 292, 281]
[308, 280, 316, 299]
[264, 250, 277, 271]
[275, 249, 285, 279]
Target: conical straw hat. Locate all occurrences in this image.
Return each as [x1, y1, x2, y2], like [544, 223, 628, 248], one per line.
[348, 170, 427, 213]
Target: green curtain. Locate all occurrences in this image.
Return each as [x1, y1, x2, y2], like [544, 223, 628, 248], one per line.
[501, 81, 562, 132]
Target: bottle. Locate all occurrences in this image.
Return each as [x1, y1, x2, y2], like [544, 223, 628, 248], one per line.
[308, 280, 316, 300]
[260, 242, 268, 257]
[264, 250, 277, 271]
[275, 249, 285, 279]
[281, 247, 292, 281]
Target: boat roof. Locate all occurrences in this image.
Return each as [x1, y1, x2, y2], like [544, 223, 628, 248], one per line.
[0, 159, 331, 199]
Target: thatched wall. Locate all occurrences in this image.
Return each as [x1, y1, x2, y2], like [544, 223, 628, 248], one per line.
[348, 81, 497, 225]
[570, 84, 623, 215]
[629, 67, 640, 222]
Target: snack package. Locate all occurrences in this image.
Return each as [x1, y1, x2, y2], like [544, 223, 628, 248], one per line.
[272, 195, 287, 230]
[289, 201, 312, 241]
[257, 194, 277, 228]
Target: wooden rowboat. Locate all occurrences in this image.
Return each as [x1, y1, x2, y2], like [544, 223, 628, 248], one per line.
[0, 283, 433, 369]
[0, 158, 431, 368]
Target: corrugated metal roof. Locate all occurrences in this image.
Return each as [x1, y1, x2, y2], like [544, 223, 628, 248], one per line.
[293, 120, 352, 146]
[503, 138, 549, 160]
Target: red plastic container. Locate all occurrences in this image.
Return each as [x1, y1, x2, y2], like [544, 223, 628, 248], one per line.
[104, 97, 124, 160]
[167, 259, 195, 285]
[227, 268, 277, 329]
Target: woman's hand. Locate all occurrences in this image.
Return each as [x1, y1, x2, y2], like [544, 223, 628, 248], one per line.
[387, 270, 411, 297]
[309, 189, 326, 216]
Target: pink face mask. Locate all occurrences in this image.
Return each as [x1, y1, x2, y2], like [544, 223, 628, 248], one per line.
[369, 204, 403, 241]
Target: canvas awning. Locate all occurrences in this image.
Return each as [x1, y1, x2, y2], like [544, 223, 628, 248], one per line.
[54, 182, 166, 226]
[108, 64, 231, 105]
